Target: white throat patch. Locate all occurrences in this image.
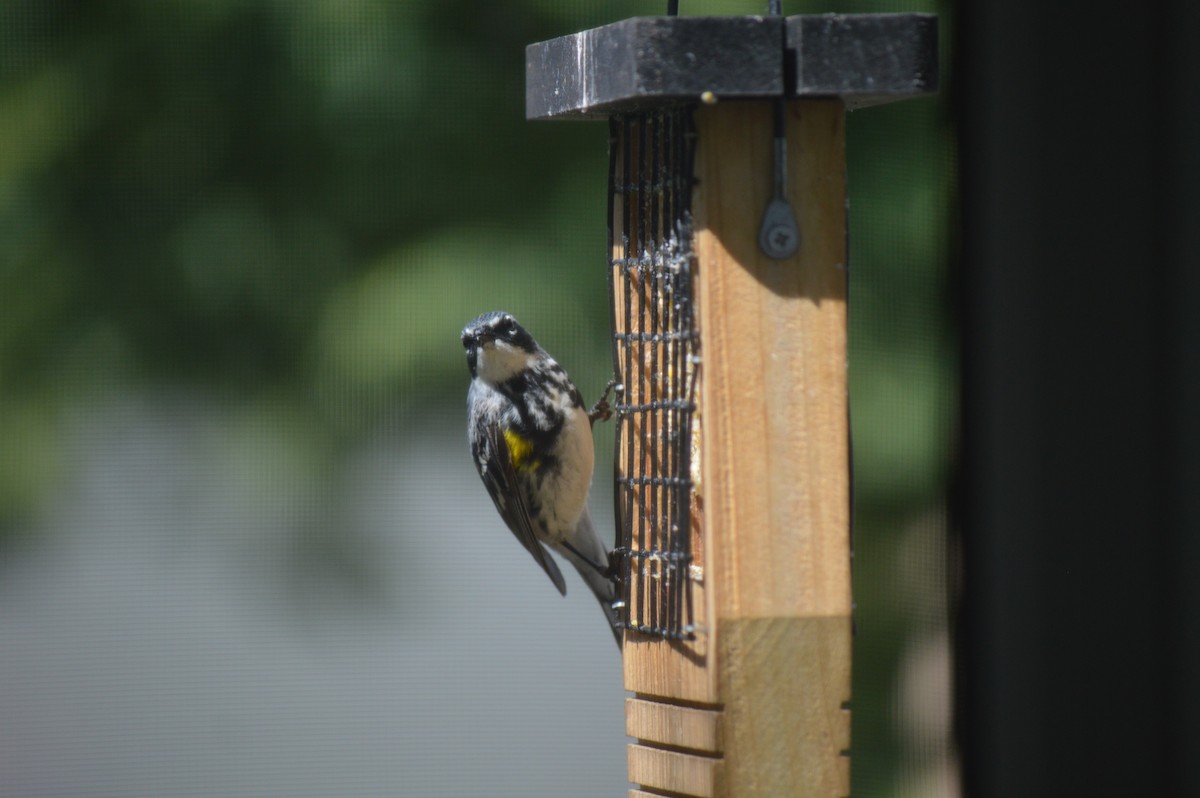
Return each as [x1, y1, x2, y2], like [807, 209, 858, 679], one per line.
[476, 339, 537, 385]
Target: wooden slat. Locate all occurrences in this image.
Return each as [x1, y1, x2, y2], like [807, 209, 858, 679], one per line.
[628, 744, 723, 798]
[694, 99, 853, 797]
[625, 697, 723, 754]
[696, 98, 852, 621]
[717, 616, 852, 798]
[622, 583, 714, 703]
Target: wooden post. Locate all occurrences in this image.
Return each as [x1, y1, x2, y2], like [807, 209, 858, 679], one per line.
[623, 99, 852, 798]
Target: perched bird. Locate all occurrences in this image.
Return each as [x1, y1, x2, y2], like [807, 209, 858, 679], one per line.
[461, 311, 620, 647]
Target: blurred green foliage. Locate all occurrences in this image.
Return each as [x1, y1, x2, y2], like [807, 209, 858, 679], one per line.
[0, 0, 635, 526]
[0, 0, 954, 794]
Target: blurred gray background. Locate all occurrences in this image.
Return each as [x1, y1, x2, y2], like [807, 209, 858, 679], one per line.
[0, 1, 954, 796]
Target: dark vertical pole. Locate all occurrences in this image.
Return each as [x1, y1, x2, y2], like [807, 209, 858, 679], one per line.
[958, 0, 1200, 795]
[1162, 5, 1200, 795]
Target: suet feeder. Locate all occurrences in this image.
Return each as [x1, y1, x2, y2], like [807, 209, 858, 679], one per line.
[527, 9, 937, 797]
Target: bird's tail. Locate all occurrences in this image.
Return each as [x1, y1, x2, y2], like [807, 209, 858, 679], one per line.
[559, 510, 622, 649]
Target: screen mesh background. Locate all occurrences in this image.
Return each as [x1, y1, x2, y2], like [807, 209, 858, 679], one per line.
[0, 2, 955, 796]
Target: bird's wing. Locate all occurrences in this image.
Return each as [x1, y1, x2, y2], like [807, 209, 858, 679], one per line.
[476, 424, 567, 596]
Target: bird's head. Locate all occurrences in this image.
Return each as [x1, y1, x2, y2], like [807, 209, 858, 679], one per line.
[461, 311, 541, 384]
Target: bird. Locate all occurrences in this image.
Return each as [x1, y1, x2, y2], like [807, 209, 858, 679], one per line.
[461, 310, 621, 647]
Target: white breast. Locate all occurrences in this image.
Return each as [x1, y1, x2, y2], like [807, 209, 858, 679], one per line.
[544, 403, 594, 539]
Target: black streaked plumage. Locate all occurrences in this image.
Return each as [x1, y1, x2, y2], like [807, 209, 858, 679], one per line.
[462, 311, 620, 646]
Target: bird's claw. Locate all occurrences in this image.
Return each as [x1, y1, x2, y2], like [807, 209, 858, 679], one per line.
[604, 547, 623, 581]
[589, 377, 618, 424]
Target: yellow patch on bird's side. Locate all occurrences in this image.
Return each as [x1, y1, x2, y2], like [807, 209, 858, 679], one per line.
[503, 428, 541, 471]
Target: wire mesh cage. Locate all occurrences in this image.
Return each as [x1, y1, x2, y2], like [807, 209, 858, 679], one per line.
[608, 107, 701, 640]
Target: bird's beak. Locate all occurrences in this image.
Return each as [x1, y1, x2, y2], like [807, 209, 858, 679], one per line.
[462, 330, 490, 347]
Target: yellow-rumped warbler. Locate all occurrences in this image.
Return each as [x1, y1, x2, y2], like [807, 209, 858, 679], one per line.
[461, 311, 620, 647]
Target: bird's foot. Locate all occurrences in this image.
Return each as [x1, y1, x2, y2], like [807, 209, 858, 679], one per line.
[588, 378, 618, 424]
